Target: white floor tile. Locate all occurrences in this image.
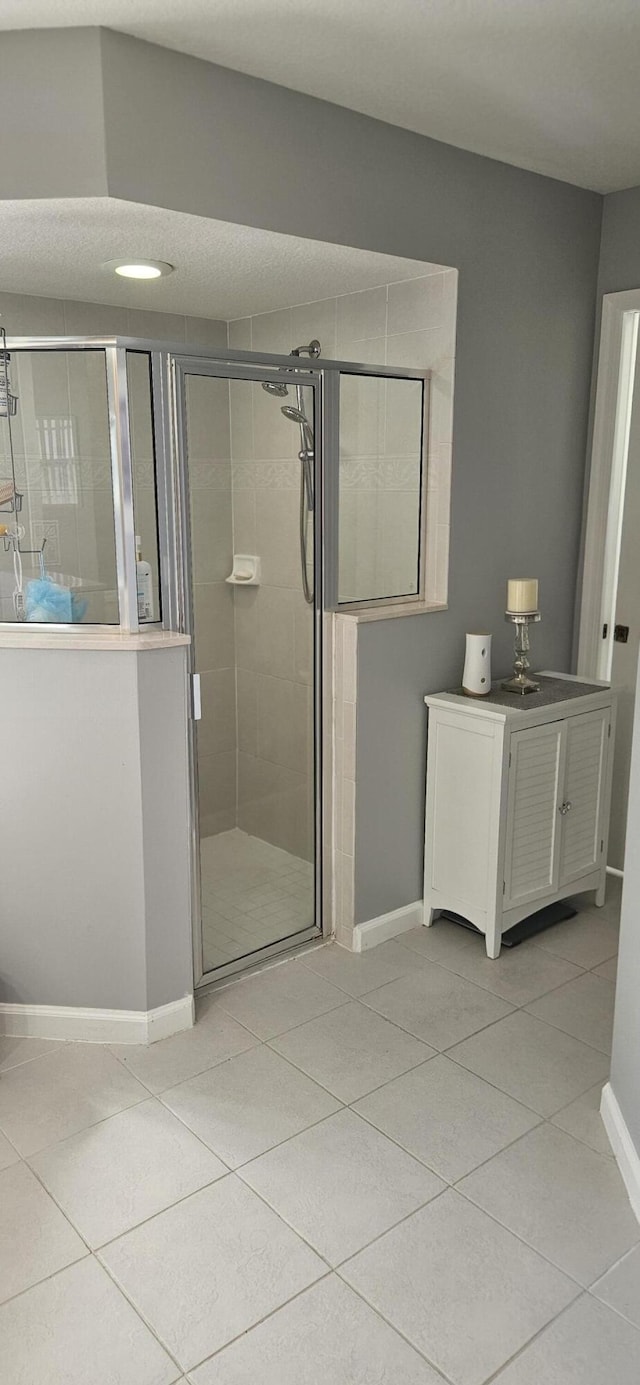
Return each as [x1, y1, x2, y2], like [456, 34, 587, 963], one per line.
[162, 1044, 339, 1169]
[31, 1100, 227, 1248]
[354, 1054, 540, 1183]
[0, 1044, 147, 1157]
[111, 999, 257, 1094]
[459, 1123, 639, 1285]
[592, 955, 619, 981]
[299, 938, 421, 997]
[551, 1083, 613, 1157]
[342, 1189, 577, 1385]
[0, 1162, 87, 1304]
[0, 1035, 63, 1073]
[396, 919, 477, 966]
[532, 911, 619, 969]
[100, 1176, 324, 1371]
[592, 1243, 640, 1329]
[270, 1000, 434, 1103]
[436, 938, 584, 1007]
[216, 961, 346, 1040]
[0, 1257, 179, 1385]
[0, 1130, 19, 1171]
[525, 972, 615, 1053]
[191, 1275, 447, 1384]
[240, 1108, 443, 1265]
[362, 965, 513, 1050]
[449, 1011, 610, 1116]
[492, 1294, 640, 1383]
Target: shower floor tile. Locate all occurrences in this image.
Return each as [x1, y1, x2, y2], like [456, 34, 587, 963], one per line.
[200, 829, 314, 974]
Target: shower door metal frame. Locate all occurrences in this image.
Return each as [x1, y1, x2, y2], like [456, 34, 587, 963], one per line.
[170, 353, 325, 989]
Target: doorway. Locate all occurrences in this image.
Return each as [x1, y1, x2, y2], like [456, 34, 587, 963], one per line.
[579, 290, 640, 870]
[174, 357, 323, 984]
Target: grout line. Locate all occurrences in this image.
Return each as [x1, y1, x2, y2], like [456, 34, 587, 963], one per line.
[180, 1270, 334, 1377]
[452, 1170, 608, 1292]
[479, 1293, 591, 1384]
[94, 1247, 187, 1378]
[333, 1237, 460, 1385]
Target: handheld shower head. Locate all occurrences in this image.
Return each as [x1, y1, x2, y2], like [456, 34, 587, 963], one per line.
[281, 405, 307, 425]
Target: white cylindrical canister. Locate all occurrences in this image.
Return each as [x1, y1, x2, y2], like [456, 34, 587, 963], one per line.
[462, 632, 492, 697]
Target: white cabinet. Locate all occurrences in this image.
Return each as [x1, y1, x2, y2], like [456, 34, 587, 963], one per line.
[424, 676, 616, 957]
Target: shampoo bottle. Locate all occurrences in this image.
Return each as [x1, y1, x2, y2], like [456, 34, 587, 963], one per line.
[135, 535, 155, 622]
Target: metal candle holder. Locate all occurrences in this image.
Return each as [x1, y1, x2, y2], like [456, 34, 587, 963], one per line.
[502, 611, 541, 694]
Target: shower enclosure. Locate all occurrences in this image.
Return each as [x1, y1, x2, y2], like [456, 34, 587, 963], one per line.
[0, 333, 429, 986]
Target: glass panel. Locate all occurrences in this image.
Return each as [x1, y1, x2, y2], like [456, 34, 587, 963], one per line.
[338, 372, 425, 604]
[0, 349, 118, 622]
[127, 352, 162, 624]
[184, 371, 316, 976]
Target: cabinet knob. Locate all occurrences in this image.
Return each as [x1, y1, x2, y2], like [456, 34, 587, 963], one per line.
[558, 801, 573, 815]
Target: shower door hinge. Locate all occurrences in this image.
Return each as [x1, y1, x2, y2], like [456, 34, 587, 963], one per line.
[191, 673, 202, 721]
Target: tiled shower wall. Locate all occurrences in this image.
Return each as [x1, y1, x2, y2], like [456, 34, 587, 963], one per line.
[229, 375, 315, 861]
[187, 376, 238, 839]
[229, 270, 457, 611]
[224, 272, 456, 868]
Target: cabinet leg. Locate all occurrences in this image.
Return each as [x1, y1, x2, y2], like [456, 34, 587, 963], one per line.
[485, 928, 501, 959]
[424, 904, 437, 928]
[595, 878, 607, 908]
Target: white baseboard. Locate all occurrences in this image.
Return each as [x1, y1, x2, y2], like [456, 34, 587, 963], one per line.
[0, 994, 195, 1046]
[352, 900, 423, 952]
[601, 1082, 640, 1225]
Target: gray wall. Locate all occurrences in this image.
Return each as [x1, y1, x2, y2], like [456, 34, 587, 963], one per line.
[597, 185, 640, 295]
[1, 27, 603, 927]
[0, 646, 192, 1012]
[594, 184, 640, 1160]
[0, 29, 107, 199]
[96, 30, 603, 922]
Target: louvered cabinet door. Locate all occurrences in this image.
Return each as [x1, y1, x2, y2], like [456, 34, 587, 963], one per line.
[559, 708, 610, 885]
[503, 721, 565, 910]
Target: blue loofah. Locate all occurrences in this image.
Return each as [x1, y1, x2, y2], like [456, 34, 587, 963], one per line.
[25, 578, 87, 623]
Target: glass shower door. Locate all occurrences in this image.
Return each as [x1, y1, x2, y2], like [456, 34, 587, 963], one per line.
[177, 362, 320, 980]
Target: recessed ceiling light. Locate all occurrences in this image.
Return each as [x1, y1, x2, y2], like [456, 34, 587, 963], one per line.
[103, 259, 175, 280]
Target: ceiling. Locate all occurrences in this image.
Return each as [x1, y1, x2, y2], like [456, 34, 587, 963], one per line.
[0, 199, 441, 318]
[2, 1, 640, 192]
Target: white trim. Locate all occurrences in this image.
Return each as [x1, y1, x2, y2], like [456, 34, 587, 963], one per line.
[601, 1082, 640, 1225]
[0, 995, 194, 1045]
[578, 289, 640, 679]
[352, 900, 423, 952]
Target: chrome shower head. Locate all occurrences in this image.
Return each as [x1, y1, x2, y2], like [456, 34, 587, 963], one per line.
[281, 404, 308, 424]
[261, 380, 289, 397]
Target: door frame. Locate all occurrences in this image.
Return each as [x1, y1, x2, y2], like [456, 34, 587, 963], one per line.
[171, 354, 325, 988]
[578, 288, 640, 680]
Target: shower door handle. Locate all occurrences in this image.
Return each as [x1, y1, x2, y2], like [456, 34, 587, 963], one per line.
[192, 673, 202, 721]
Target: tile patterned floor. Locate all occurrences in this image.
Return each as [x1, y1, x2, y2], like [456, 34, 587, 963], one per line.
[1, 883, 639, 1383]
[200, 829, 314, 973]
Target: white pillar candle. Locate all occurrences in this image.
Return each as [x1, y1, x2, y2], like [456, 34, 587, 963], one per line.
[506, 578, 538, 613]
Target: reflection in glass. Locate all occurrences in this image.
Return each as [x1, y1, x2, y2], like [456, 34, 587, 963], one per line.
[0, 350, 118, 622]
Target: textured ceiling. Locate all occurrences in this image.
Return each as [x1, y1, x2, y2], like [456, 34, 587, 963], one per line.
[0, 199, 441, 318]
[1, 1, 640, 191]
